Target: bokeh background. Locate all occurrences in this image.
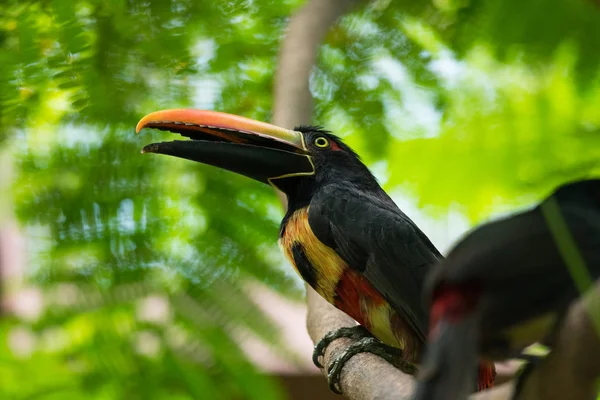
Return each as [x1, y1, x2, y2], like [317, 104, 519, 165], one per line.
[2, 0, 600, 399]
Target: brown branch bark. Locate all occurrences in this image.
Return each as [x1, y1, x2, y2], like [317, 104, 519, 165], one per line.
[272, 1, 600, 399]
[272, 0, 360, 129]
[513, 281, 600, 400]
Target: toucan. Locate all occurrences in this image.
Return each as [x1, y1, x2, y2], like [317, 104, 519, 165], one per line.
[414, 178, 600, 400]
[135, 109, 495, 394]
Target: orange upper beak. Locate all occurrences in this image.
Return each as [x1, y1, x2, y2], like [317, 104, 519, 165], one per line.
[136, 109, 306, 150]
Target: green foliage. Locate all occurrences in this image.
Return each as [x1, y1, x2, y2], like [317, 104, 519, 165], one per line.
[1, 283, 285, 399]
[2, 0, 600, 398]
[2, 0, 303, 398]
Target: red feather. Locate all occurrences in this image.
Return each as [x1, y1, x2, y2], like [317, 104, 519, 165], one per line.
[430, 283, 481, 327]
[334, 269, 386, 327]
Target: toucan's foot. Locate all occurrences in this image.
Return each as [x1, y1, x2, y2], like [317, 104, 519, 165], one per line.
[326, 335, 414, 394]
[312, 325, 372, 369]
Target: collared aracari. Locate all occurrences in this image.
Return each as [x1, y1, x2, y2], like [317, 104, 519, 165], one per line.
[135, 109, 495, 394]
[414, 179, 600, 400]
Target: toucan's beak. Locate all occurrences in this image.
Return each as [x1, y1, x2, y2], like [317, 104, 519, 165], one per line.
[136, 109, 315, 185]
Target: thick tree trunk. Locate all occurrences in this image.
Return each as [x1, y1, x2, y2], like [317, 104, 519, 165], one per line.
[513, 282, 600, 400]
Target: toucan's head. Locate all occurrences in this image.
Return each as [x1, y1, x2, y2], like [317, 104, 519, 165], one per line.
[136, 109, 377, 200]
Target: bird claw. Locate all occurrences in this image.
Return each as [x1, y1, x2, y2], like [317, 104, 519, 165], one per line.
[312, 325, 371, 369]
[324, 334, 414, 395]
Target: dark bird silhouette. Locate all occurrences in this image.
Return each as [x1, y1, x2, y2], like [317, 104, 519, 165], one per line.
[414, 178, 600, 400]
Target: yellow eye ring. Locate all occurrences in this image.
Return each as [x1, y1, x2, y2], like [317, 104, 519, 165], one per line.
[314, 137, 329, 148]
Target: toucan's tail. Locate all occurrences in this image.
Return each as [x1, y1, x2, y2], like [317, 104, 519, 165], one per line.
[414, 316, 493, 400]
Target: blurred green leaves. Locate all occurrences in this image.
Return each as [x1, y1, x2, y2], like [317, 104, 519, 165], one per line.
[2, 1, 304, 398]
[1, 283, 286, 400]
[313, 0, 600, 220]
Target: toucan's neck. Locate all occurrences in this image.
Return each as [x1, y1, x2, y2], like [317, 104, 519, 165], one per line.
[278, 180, 313, 238]
[277, 177, 315, 216]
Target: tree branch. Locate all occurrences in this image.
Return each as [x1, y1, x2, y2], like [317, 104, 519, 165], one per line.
[513, 281, 600, 400]
[272, 0, 361, 129]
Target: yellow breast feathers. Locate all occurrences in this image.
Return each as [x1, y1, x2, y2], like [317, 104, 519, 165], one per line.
[278, 207, 346, 303]
[277, 207, 420, 356]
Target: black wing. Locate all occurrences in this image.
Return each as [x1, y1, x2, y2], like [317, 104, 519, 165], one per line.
[308, 184, 444, 341]
[429, 201, 600, 335]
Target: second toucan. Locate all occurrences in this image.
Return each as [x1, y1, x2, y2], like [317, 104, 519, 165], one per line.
[414, 179, 600, 400]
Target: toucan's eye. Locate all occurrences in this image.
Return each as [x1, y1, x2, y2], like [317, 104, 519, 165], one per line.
[314, 137, 329, 148]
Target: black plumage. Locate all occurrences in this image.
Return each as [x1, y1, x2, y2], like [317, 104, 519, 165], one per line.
[282, 128, 442, 343]
[415, 178, 600, 400]
[308, 183, 443, 344]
